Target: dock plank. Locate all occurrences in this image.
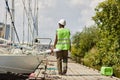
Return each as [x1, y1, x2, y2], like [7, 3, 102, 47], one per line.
[34, 56, 120, 80]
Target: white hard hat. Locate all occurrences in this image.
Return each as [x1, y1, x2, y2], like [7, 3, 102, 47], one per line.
[58, 19, 66, 26]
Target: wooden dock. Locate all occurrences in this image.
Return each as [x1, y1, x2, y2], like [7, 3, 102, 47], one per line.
[29, 56, 120, 80]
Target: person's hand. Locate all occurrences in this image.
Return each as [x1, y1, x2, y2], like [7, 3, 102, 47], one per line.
[50, 47, 54, 56]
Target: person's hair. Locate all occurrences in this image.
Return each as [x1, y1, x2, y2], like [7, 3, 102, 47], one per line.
[59, 23, 64, 28]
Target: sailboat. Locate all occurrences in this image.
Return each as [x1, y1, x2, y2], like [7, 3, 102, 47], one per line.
[0, 36, 48, 74]
[0, 0, 50, 74]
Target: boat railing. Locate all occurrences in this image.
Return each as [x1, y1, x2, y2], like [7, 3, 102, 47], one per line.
[0, 37, 53, 57]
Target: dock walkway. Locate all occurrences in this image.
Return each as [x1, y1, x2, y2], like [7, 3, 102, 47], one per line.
[32, 56, 120, 80]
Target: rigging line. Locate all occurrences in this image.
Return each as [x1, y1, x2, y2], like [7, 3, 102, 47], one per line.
[29, 0, 33, 42]
[4, 6, 8, 39]
[5, 0, 20, 43]
[22, 0, 34, 40]
[22, 0, 38, 40]
[23, 0, 37, 34]
[28, 0, 36, 25]
[33, 0, 37, 39]
[34, 0, 37, 17]
[22, 0, 36, 28]
[22, 5, 25, 44]
[33, 0, 39, 36]
[33, 0, 39, 37]
[36, 0, 39, 36]
[28, 0, 31, 43]
[28, 0, 38, 39]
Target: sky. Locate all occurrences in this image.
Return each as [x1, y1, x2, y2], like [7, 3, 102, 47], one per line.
[0, 0, 105, 43]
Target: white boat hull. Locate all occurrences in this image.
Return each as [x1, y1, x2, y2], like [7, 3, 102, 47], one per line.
[0, 55, 44, 74]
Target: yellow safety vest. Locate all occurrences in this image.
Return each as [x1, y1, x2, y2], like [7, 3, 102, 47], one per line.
[56, 28, 70, 50]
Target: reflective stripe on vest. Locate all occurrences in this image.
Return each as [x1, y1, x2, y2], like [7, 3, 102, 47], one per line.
[57, 38, 70, 44]
[56, 28, 70, 50]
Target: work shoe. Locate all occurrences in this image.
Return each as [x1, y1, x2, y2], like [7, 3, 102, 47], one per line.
[62, 71, 67, 75]
[58, 72, 63, 75]
[62, 72, 66, 75]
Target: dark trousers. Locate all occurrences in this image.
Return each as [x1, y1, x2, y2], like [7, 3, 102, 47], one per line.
[56, 50, 68, 74]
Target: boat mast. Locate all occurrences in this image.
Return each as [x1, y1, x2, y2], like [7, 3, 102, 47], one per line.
[22, 2, 25, 44]
[4, 5, 8, 39]
[10, 0, 15, 42]
[36, 0, 39, 37]
[28, 0, 31, 44]
[5, 0, 20, 43]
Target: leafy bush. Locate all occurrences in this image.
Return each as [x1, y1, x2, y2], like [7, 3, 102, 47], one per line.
[113, 65, 120, 78]
[83, 47, 101, 70]
[71, 26, 99, 63]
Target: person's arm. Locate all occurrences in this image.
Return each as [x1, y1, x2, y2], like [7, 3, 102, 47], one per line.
[69, 31, 71, 52]
[50, 34, 58, 56]
[69, 39, 71, 52]
[53, 34, 58, 48]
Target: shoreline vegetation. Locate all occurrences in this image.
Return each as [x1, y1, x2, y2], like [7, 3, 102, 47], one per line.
[71, 0, 120, 78]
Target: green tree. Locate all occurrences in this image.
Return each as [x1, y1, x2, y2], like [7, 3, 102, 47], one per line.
[92, 0, 120, 77]
[71, 26, 99, 63]
[93, 0, 120, 66]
